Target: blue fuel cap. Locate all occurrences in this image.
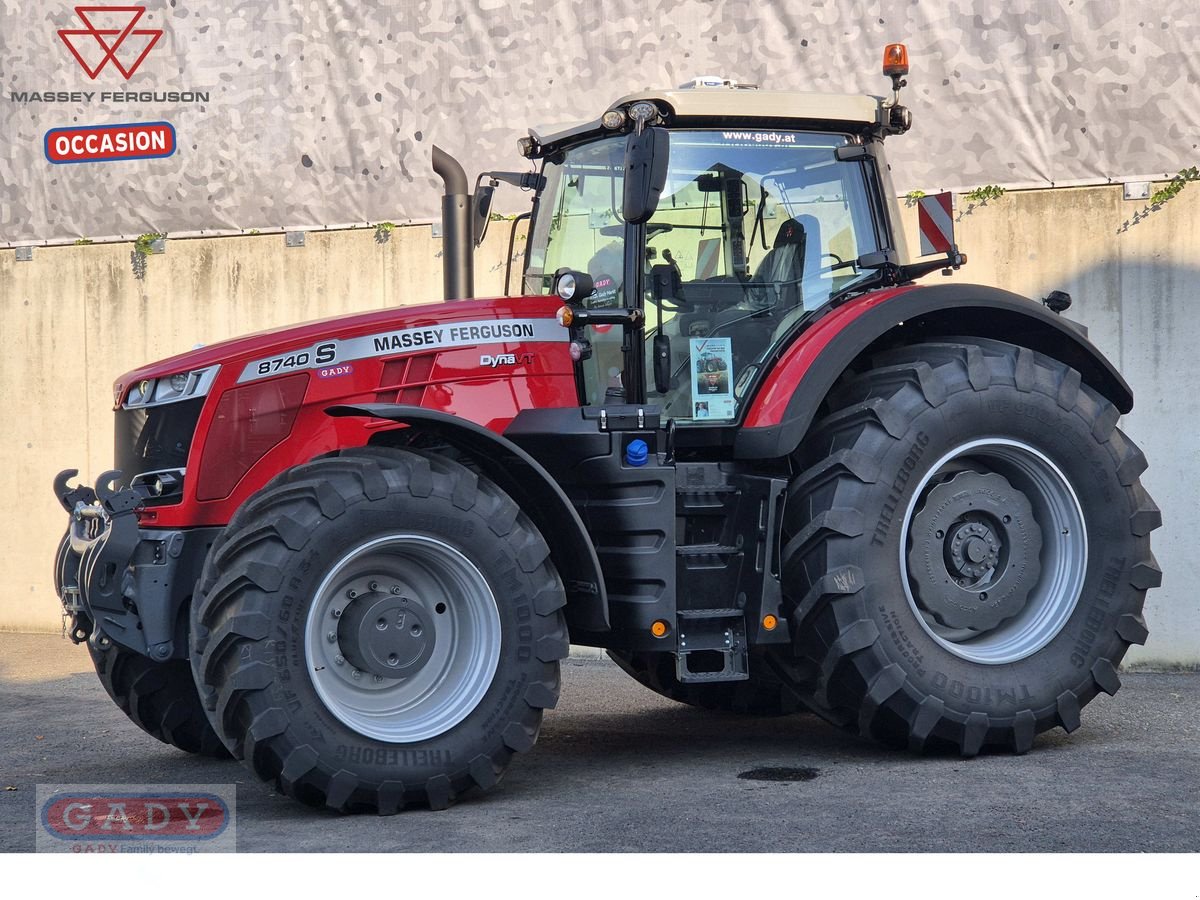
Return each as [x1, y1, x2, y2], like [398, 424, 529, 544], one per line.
[625, 439, 649, 467]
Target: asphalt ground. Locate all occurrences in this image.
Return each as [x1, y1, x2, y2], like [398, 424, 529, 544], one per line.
[1, 633, 1197, 853]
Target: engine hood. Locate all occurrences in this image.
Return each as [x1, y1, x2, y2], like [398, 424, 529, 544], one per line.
[115, 294, 565, 400]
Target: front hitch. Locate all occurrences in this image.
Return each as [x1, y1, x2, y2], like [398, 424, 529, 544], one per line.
[52, 469, 162, 655]
[53, 468, 97, 513]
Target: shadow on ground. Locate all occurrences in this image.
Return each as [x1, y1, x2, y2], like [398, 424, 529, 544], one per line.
[1, 635, 1196, 852]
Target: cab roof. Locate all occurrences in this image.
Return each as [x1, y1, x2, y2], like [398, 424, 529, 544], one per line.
[531, 88, 884, 150]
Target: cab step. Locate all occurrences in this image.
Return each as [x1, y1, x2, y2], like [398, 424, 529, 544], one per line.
[675, 609, 749, 683]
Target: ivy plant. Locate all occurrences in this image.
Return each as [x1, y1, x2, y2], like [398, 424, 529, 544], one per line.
[373, 221, 396, 244]
[962, 185, 1006, 203]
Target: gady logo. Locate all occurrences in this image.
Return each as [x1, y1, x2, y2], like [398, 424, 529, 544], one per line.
[57, 6, 163, 80]
[39, 791, 231, 846]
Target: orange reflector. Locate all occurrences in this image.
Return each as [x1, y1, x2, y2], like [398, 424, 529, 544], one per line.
[651, 620, 669, 638]
[556, 305, 574, 327]
[883, 43, 909, 77]
[763, 614, 778, 631]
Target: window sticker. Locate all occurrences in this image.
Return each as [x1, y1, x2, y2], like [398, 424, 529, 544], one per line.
[689, 337, 735, 419]
[590, 273, 619, 308]
[716, 130, 799, 145]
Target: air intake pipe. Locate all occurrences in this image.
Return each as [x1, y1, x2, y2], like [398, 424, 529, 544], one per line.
[432, 145, 474, 300]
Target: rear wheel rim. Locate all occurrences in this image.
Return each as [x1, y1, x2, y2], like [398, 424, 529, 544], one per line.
[304, 534, 501, 742]
[900, 438, 1087, 665]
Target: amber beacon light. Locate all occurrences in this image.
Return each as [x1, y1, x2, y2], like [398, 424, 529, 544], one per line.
[883, 43, 909, 77]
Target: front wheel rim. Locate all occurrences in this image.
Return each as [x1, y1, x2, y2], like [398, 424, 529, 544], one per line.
[900, 438, 1088, 665]
[304, 533, 502, 743]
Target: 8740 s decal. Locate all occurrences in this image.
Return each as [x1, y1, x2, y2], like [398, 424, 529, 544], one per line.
[237, 317, 565, 383]
[253, 343, 336, 377]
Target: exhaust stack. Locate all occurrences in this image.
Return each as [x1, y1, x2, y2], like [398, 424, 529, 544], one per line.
[432, 145, 474, 300]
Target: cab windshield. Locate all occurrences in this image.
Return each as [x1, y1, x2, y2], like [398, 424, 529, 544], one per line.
[524, 129, 884, 419]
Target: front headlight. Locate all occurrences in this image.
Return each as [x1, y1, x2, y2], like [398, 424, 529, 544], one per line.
[123, 365, 220, 408]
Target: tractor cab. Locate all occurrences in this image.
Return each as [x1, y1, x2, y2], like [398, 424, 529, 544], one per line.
[491, 79, 917, 423]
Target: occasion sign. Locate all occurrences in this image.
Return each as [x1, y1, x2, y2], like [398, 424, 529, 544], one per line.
[44, 121, 175, 164]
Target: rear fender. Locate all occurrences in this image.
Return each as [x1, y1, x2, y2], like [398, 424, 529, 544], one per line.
[736, 282, 1133, 459]
[326, 404, 609, 633]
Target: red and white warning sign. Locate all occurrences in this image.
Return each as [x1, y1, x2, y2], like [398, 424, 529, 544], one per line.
[917, 191, 955, 256]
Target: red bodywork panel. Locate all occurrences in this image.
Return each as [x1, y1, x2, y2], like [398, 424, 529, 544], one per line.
[125, 284, 921, 529]
[125, 296, 578, 528]
[740, 285, 917, 429]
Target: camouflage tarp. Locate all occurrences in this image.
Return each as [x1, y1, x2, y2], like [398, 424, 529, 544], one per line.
[1, 0, 1196, 244]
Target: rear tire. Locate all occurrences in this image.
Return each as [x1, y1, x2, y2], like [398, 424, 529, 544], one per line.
[190, 447, 568, 812]
[607, 650, 801, 716]
[780, 340, 1161, 754]
[90, 644, 229, 758]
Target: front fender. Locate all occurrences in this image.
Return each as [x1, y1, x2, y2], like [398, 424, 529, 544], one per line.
[736, 282, 1133, 459]
[326, 403, 609, 633]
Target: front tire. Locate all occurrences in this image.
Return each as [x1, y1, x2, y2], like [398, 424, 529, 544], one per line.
[89, 643, 229, 758]
[55, 530, 227, 758]
[780, 340, 1161, 754]
[190, 447, 568, 811]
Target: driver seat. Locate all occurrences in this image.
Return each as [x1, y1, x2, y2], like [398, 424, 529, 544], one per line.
[700, 215, 822, 374]
[747, 214, 822, 312]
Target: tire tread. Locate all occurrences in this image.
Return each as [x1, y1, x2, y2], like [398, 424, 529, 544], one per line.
[779, 340, 1161, 756]
[190, 446, 566, 812]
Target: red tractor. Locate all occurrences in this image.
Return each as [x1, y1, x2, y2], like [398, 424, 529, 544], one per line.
[55, 48, 1160, 812]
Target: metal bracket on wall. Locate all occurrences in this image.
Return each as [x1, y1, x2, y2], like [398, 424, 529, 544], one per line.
[1123, 182, 1151, 201]
[430, 221, 442, 238]
[15, 247, 33, 261]
[285, 231, 306, 248]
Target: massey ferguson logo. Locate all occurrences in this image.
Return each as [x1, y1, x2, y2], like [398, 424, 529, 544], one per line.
[58, 6, 163, 80]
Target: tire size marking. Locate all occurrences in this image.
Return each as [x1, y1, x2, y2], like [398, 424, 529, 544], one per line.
[1070, 556, 1125, 667]
[986, 395, 1114, 499]
[479, 674, 524, 740]
[880, 606, 928, 677]
[871, 431, 930, 547]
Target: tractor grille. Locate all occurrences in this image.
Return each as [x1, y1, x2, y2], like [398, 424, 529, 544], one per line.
[114, 397, 204, 503]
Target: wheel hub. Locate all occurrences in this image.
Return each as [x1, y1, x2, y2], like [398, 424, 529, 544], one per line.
[304, 533, 503, 743]
[946, 521, 1001, 579]
[337, 591, 435, 679]
[907, 470, 1043, 632]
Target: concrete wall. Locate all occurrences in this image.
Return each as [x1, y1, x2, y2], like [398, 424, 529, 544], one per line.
[897, 185, 1199, 666]
[1, 185, 1195, 666]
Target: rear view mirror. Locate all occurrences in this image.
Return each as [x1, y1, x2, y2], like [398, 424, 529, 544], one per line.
[623, 127, 669, 224]
[472, 183, 496, 247]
